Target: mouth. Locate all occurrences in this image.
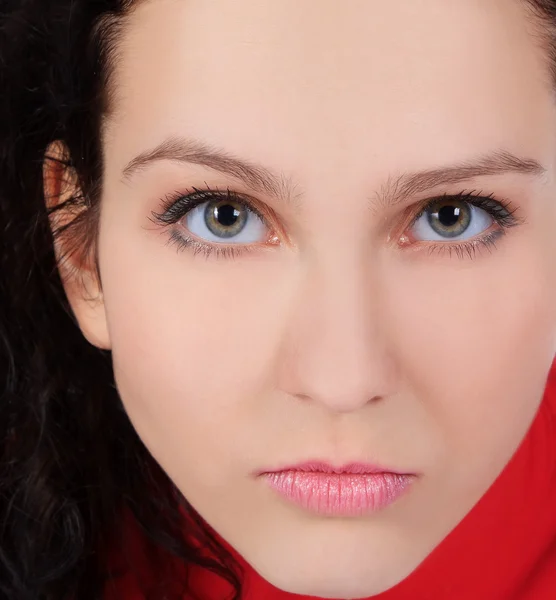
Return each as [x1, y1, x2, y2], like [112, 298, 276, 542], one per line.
[257, 461, 417, 517]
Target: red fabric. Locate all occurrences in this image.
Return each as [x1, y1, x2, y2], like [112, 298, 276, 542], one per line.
[107, 360, 556, 599]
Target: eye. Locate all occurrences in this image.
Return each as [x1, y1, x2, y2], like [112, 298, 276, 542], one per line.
[183, 196, 269, 244]
[410, 197, 494, 242]
[150, 187, 280, 259]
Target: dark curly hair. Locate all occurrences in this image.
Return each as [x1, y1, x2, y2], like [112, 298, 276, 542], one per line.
[0, 1, 242, 599]
[0, 1, 554, 599]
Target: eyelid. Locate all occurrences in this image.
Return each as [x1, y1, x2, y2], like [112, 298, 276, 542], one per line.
[151, 185, 287, 246]
[155, 185, 264, 219]
[404, 190, 516, 226]
[151, 184, 523, 262]
[385, 189, 520, 249]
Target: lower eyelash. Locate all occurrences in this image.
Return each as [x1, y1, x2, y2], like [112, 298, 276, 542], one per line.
[166, 230, 254, 260]
[152, 186, 272, 260]
[168, 224, 507, 262]
[403, 190, 523, 260]
[156, 187, 523, 262]
[423, 228, 504, 260]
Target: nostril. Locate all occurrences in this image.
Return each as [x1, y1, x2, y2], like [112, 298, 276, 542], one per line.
[293, 390, 384, 412]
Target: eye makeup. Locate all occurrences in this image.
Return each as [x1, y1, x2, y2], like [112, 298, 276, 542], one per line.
[149, 184, 524, 261]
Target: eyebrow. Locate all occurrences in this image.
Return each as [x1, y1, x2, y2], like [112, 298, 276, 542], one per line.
[122, 136, 300, 207]
[121, 136, 546, 211]
[375, 150, 546, 210]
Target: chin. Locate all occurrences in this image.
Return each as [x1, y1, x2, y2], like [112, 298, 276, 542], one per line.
[251, 548, 421, 599]
[262, 570, 405, 599]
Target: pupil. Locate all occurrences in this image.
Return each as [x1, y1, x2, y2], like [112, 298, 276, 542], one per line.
[215, 204, 240, 227]
[438, 205, 460, 228]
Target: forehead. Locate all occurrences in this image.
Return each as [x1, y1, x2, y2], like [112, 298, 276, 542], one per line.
[106, 0, 555, 174]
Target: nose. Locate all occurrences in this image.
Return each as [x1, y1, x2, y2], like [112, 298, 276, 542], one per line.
[277, 259, 396, 413]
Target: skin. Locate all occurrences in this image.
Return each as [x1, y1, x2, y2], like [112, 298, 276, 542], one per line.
[48, 0, 556, 597]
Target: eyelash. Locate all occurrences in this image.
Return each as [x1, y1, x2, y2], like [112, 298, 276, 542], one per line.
[150, 185, 523, 261]
[405, 189, 523, 259]
[150, 186, 272, 260]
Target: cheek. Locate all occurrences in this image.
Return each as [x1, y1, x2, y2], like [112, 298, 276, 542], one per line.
[97, 216, 294, 489]
[386, 236, 556, 482]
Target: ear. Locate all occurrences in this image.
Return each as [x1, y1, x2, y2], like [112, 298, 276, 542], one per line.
[43, 141, 112, 350]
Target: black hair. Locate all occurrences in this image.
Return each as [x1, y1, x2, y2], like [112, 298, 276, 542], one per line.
[0, 1, 242, 599]
[0, 1, 554, 599]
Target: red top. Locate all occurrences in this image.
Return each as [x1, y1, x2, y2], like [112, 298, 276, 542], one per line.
[106, 360, 556, 599]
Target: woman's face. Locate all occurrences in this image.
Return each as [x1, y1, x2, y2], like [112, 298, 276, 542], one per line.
[70, 0, 556, 596]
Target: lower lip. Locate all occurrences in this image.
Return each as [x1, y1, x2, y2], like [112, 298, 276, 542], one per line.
[262, 470, 415, 517]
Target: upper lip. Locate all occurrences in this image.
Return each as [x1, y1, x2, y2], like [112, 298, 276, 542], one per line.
[257, 460, 415, 476]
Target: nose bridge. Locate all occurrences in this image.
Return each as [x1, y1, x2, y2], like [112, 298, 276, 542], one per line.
[278, 253, 395, 413]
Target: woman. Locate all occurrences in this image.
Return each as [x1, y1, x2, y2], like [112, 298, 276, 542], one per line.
[1, 0, 556, 598]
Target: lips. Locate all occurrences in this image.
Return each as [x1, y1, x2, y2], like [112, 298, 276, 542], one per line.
[258, 461, 417, 517]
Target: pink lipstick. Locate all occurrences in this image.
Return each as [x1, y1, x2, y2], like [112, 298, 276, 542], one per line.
[259, 461, 416, 517]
